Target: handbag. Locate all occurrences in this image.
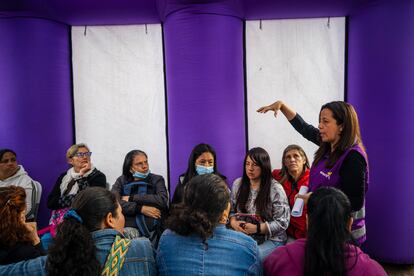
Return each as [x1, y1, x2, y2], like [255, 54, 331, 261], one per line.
[235, 213, 266, 245]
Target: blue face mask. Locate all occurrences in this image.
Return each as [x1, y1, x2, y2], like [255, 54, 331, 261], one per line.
[132, 170, 150, 179]
[196, 165, 214, 175]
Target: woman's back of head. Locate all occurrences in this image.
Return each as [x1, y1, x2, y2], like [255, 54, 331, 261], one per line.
[0, 186, 31, 247]
[167, 174, 230, 241]
[46, 187, 118, 276]
[305, 187, 353, 276]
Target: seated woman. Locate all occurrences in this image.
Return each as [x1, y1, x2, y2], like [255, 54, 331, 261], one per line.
[157, 174, 261, 276]
[264, 187, 386, 276]
[272, 144, 310, 240]
[47, 143, 106, 235]
[0, 149, 42, 220]
[0, 187, 156, 276]
[111, 150, 168, 243]
[0, 186, 45, 265]
[230, 147, 290, 262]
[171, 143, 225, 204]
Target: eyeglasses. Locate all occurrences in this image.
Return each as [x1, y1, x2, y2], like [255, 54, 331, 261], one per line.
[74, 152, 92, 158]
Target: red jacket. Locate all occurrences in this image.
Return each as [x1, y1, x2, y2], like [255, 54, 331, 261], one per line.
[272, 169, 309, 239]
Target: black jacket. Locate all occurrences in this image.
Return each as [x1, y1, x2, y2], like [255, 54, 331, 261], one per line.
[111, 173, 169, 228]
[47, 168, 107, 210]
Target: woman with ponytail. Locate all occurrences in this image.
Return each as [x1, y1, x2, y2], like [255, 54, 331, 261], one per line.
[157, 174, 261, 276]
[264, 187, 386, 276]
[46, 187, 156, 276]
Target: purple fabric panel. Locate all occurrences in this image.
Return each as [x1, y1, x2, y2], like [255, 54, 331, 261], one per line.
[348, 0, 414, 263]
[0, 0, 161, 25]
[164, 7, 245, 196]
[0, 18, 73, 228]
[243, 0, 352, 20]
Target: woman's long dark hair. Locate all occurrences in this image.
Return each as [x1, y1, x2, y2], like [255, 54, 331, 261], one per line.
[122, 150, 147, 181]
[236, 147, 273, 220]
[182, 143, 224, 184]
[167, 174, 230, 242]
[46, 187, 119, 276]
[314, 101, 366, 168]
[305, 187, 355, 276]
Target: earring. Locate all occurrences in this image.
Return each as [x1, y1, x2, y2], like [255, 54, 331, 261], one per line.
[220, 216, 229, 224]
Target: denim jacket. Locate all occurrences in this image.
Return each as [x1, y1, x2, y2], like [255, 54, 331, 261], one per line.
[93, 229, 156, 275]
[0, 229, 156, 276]
[157, 225, 262, 276]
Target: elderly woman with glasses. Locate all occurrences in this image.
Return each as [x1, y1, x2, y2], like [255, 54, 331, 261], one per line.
[46, 143, 106, 236]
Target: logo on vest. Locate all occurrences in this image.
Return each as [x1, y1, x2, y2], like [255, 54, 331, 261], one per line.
[319, 171, 332, 180]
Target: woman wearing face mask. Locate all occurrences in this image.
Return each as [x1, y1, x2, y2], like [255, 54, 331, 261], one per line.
[258, 100, 368, 244]
[47, 143, 106, 236]
[112, 150, 168, 242]
[272, 145, 310, 240]
[171, 143, 226, 205]
[230, 147, 290, 262]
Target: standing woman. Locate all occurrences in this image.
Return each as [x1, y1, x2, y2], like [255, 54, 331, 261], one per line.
[171, 143, 225, 204]
[258, 100, 368, 244]
[0, 186, 44, 265]
[230, 147, 290, 261]
[272, 144, 310, 240]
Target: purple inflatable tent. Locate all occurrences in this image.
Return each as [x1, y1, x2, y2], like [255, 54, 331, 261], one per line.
[1, 0, 413, 263]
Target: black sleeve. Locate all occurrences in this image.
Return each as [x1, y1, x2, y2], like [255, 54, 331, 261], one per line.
[1, 243, 44, 265]
[289, 113, 321, 146]
[84, 169, 107, 188]
[47, 173, 65, 210]
[338, 151, 367, 212]
[171, 179, 184, 205]
[111, 176, 139, 216]
[130, 175, 169, 211]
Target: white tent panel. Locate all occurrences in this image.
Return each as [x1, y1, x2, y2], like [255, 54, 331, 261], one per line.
[72, 24, 167, 187]
[246, 18, 345, 168]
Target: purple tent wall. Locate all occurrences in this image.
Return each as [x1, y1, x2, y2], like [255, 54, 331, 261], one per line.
[0, 18, 73, 228]
[348, 0, 414, 263]
[163, 3, 245, 195]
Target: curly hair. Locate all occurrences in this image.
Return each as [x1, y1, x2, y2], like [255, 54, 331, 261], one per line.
[0, 186, 32, 247]
[46, 187, 119, 276]
[167, 174, 230, 242]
